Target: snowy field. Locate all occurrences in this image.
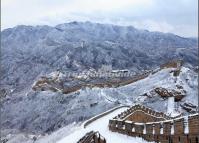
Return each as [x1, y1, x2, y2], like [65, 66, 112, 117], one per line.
[57, 107, 153, 143]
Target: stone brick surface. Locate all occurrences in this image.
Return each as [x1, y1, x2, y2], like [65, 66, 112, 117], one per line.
[108, 105, 199, 143]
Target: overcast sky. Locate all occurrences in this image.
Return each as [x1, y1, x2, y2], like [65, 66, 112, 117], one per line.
[2, 0, 198, 37]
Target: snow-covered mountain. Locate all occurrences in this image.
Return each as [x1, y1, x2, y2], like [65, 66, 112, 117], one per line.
[1, 21, 198, 93]
[1, 65, 198, 143]
[1, 21, 198, 143]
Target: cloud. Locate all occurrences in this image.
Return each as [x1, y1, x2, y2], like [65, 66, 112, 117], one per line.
[131, 20, 174, 33]
[1, 0, 198, 37]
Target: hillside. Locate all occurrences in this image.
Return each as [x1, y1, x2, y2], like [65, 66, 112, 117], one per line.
[1, 22, 198, 93]
[1, 22, 198, 143]
[1, 64, 198, 143]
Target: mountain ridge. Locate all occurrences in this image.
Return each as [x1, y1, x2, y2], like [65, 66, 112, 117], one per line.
[1, 21, 198, 93]
[1, 21, 199, 40]
[1, 21, 198, 143]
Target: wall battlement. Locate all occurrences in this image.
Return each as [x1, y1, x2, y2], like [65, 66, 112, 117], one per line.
[77, 131, 106, 143]
[113, 104, 173, 121]
[109, 105, 199, 143]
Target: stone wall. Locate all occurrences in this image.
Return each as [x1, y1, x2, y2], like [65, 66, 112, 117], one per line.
[77, 131, 106, 143]
[113, 104, 172, 121]
[126, 111, 166, 123]
[109, 105, 199, 143]
[160, 60, 183, 69]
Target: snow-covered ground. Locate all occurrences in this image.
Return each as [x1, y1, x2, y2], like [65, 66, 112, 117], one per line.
[1, 66, 197, 143]
[167, 97, 180, 117]
[71, 67, 198, 113]
[57, 107, 153, 143]
[1, 22, 198, 143]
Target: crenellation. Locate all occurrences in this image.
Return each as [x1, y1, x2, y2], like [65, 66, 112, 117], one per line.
[109, 105, 199, 143]
[148, 109, 152, 114]
[188, 114, 199, 135]
[146, 123, 153, 135]
[125, 122, 133, 133]
[154, 122, 161, 135]
[135, 124, 144, 134]
[174, 118, 184, 135]
[151, 111, 156, 116]
[163, 121, 172, 135]
[117, 120, 124, 130]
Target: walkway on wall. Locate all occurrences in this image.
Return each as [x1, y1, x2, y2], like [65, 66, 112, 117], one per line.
[57, 107, 153, 143]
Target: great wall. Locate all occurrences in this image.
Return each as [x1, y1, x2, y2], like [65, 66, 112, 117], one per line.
[108, 104, 199, 143]
[32, 60, 183, 94]
[74, 59, 199, 143]
[77, 104, 198, 143]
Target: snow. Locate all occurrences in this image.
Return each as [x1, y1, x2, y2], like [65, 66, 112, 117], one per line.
[177, 67, 198, 105]
[171, 122, 174, 135]
[184, 116, 189, 134]
[135, 123, 145, 125]
[143, 125, 146, 134]
[160, 122, 163, 134]
[57, 107, 153, 143]
[167, 97, 175, 114]
[34, 123, 81, 143]
[152, 126, 155, 135]
[74, 66, 198, 113]
[166, 97, 180, 117]
[1, 22, 198, 143]
[125, 120, 133, 124]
